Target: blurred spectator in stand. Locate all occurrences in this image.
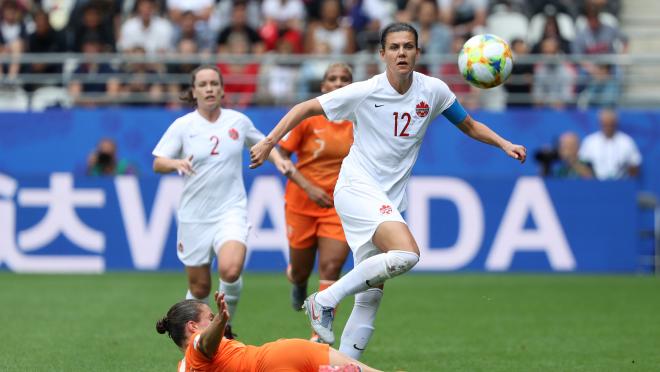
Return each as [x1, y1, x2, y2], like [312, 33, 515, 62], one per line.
[298, 41, 333, 100]
[87, 138, 137, 176]
[348, 0, 394, 51]
[440, 33, 480, 109]
[68, 33, 121, 107]
[68, 1, 116, 52]
[304, 0, 355, 55]
[173, 10, 213, 54]
[578, 63, 619, 108]
[579, 109, 642, 180]
[532, 37, 576, 109]
[504, 38, 533, 107]
[412, 0, 451, 75]
[528, 0, 577, 18]
[118, 0, 175, 55]
[552, 132, 593, 178]
[572, 4, 627, 94]
[26, 8, 66, 91]
[0, 0, 27, 81]
[119, 46, 165, 106]
[258, 34, 299, 105]
[209, 0, 261, 36]
[217, 0, 264, 55]
[260, 0, 305, 52]
[217, 33, 260, 108]
[531, 14, 571, 54]
[439, 0, 488, 36]
[167, 38, 199, 108]
[167, 0, 214, 25]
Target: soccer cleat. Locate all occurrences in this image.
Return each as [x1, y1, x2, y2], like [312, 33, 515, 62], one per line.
[302, 293, 335, 345]
[223, 324, 237, 340]
[291, 283, 307, 311]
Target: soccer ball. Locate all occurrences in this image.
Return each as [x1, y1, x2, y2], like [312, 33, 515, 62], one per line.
[458, 34, 513, 89]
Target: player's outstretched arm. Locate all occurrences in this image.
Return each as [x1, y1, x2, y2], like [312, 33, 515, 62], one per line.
[267, 147, 295, 176]
[198, 292, 230, 360]
[249, 98, 325, 169]
[456, 115, 527, 163]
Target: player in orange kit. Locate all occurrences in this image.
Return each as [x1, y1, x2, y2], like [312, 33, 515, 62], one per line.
[156, 291, 381, 372]
[279, 63, 353, 327]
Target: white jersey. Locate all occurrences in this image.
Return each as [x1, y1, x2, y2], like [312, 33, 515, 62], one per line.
[579, 130, 642, 180]
[153, 109, 265, 223]
[318, 72, 456, 211]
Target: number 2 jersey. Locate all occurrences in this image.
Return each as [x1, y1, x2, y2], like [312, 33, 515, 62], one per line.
[153, 109, 265, 223]
[317, 71, 457, 212]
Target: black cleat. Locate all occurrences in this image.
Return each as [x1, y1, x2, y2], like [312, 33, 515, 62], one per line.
[291, 283, 307, 311]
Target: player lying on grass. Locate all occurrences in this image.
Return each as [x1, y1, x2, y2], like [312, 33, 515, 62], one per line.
[156, 291, 382, 372]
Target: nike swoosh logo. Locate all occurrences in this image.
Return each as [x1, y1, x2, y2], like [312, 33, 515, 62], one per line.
[353, 344, 365, 351]
[310, 301, 320, 320]
[374, 104, 384, 108]
[365, 280, 372, 287]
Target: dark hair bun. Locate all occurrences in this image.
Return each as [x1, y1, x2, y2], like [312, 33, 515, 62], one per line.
[156, 317, 169, 334]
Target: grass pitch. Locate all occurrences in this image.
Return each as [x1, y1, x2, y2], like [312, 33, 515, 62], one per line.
[1, 273, 659, 371]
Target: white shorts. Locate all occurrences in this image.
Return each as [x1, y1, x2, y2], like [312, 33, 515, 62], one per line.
[176, 209, 249, 267]
[334, 177, 406, 264]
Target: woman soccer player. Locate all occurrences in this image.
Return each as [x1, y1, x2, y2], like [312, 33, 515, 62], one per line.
[249, 23, 526, 358]
[279, 63, 353, 333]
[156, 291, 381, 371]
[153, 65, 291, 338]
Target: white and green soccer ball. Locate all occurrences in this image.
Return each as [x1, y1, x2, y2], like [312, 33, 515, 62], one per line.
[458, 34, 513, 89]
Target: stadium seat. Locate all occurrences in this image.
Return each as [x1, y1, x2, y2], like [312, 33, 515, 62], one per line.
[528, 12, 576, 45]
[486, 4, 529, 43]
[31, 87, 73, 111]
[0, 86, 29, 112]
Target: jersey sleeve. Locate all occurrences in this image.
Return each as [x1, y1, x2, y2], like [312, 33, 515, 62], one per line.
[279, 119, 306, 153]
[153, 119, 184, 159]
[317, 80, 372, 122]
[625, 136, 642, 166]
[429, 77, 458, 120]
[243, 116, 266, 148]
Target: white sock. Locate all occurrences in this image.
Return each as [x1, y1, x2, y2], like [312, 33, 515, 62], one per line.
[316, 250, 418, 308]
[339, 288, 383, 360]
[220, 276, 243, 321]
[185, 289, 208, 303]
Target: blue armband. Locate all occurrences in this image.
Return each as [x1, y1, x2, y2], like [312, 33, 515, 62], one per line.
[442, 100, 468, 125]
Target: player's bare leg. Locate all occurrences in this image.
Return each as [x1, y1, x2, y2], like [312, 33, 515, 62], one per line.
[185, 265, 212, 301]
[288, 244, 316, 310]
[327, 347, 383, 372]
[217, 240, 247, 339]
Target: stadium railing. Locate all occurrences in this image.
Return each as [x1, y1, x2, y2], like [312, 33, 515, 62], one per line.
[1, 52, 660, 108]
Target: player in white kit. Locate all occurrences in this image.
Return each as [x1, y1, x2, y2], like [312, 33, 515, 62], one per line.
[153, 65, 292, 338]
[249, 23, 527, 356]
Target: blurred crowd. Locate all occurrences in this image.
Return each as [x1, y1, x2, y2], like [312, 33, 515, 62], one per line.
[0, 0, 627, 109]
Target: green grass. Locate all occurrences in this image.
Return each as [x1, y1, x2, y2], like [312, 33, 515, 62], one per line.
[1, 273, 659, 371]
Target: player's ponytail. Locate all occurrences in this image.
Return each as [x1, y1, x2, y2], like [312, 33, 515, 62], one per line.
[156, 299, 206, 348]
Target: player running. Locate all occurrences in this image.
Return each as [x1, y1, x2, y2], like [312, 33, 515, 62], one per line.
[153, 65, 292, 339]
[156, 291, 381, 371]
[279, 63, 353, 336]
[249, 23, 526, 358]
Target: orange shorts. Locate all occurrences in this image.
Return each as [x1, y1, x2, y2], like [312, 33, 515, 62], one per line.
[285, 208, 347, 249]
[256, 338, 329, 372]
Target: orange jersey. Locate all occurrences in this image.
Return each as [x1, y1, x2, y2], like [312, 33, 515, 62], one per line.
[178, 335, 328, 372]
[279, 116, 353, 216]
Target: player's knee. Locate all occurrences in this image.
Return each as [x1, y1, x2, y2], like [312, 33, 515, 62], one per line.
[319, 259, 343, 280]
[385, 250, 419, 278]
[289, 264, 311, 283]
[354, 288, 383, 308]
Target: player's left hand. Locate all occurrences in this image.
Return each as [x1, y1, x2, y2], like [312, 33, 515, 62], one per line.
[276, 158, 295, 176]
[504, 143, 527, 164]
[213, 291, 230, 324]
[250, 138, 274, 169]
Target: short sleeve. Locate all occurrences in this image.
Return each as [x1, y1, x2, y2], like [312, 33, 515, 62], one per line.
[429, 77, 457, 120]
[243, 116, 266, 148]
[153, 119, 184, 159]
[279, 120, 306, 153]
[317, 80, 372, 122]
[625, 137, 642, 166]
